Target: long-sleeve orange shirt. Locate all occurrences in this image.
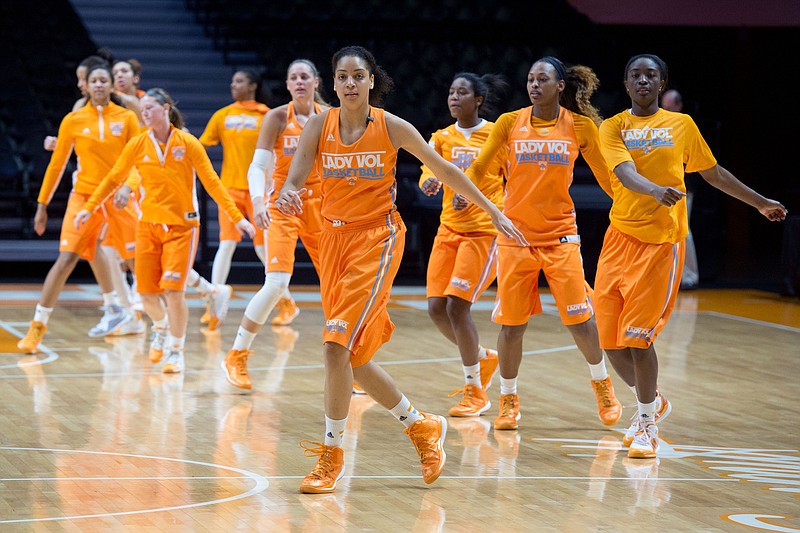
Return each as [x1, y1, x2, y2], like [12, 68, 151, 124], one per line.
[38, 101, 140, 205]
[198, 100, 269, 190]
[419, 120, 505, 234]
[467, 106, 613, 246]
[85, 127, 244, 227]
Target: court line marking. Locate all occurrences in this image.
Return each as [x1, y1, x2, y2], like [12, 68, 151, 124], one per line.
[0, 322, 59, 369]
[0, 343, 579, 380]
[258, 474, 738, 481]
[700, 311, 800, 333]
[0, 446, 269, 524]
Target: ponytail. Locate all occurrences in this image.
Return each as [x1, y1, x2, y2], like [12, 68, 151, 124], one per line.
[144, 88, 185, 130]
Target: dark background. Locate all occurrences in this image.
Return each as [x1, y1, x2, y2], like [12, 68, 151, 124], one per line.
[1, 0, 798, 291]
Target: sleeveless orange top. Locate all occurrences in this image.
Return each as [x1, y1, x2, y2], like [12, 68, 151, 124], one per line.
[504, 106, 582, 246]
[315, 107, 398, 223]
[272, 101, 322, 202]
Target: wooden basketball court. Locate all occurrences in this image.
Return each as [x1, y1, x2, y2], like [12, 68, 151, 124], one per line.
[0, 284, 798, 531]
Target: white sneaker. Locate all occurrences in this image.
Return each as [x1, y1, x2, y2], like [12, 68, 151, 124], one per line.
[162, 350, 184, 374]
[623, 391, 671, 447]
[207, 284, 232, 331]
[149, 326, 168, 363]
[107, 311, 146, 336]
[88, 305, 131, 337]
[628, 421, 659, 459]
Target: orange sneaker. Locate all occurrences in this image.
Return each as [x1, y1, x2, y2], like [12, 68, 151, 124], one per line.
[623, 391, 671, 447]
[479, 349, 499, 390]
[591, 376, 622, 426]
[272, 297, 300, 326]
[222, 349, 252, 390]
[447, 384, 490, 417]
[352, 381, 367, 395]
[404, 412, 447, 484]
[494, 393, 520, 430]
[148, 326, 168, 363]
[272, 326, 299, 352]
[161, 350, 184, 374]
[207, 284, 232, 331]
[17, 321, 46, 354]
[299, 441, 345, 494]
[200, 307, 211, 325]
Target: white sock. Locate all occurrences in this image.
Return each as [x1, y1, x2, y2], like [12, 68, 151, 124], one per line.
[189, 270, 213, 296]
[102, 291, 120, 309]
[33, 304, 54, 325]
[463, 363, 481, 387]
[168, 335, 185, 351]
[638, 399, 657, 424]
[324, 416, 347, 448]
[233, 326, 257, 350]
[389, 395, 423, 427]
[500, 376, 517, 395]
[477, 346, 487, 360]
[588, 359, 609, 381]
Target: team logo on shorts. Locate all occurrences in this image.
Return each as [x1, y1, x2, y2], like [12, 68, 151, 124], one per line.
[162, 271, 182, 281]
[566, 302, 589, 315]
[625, 325, 651, 339]
[109, 122, 125, 136]
[325, 319, 349, 334]
[450, 276, 472, 291]
[171, 146, 186, 161]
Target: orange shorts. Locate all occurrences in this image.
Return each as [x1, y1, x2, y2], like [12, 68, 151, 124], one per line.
[266, 196, 323, 274]
[426, 225, 497, 303]
[219, 187, 265, 246]
[100, 198, 137, 260]
[492, 243, 592, 326]
[319, 211, 405, 367]
[134, 222, 199, 294]
[59, 192, 109, 261]
[594, 225, 685, 349]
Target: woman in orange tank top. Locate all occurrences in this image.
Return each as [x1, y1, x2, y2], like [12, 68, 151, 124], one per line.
[222, 59, 330, 390]
[275, 46, 526, 494]
[467, 57, 624, 431]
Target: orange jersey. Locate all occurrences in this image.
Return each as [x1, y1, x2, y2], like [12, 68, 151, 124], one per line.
[199, 100, 269, 190]
[467, 107, 612, 246]
[599, 109, 716, 244]
[316, 107, 398, 223]
[419, 120, 505, 234]
[85, 127, 244, 227]
[38, 101, 140, 205]
[271, 102, 323, 202]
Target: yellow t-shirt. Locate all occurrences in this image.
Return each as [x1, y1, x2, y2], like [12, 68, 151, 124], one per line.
[599, 108, 716, 244]
[199, 100, 269, 190]
[419, 120, 505, 235]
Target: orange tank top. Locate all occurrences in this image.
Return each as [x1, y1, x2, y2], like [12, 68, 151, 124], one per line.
[505, 106, 581, 246]
[272, 101, 322, 202]
[316, 107, 398, 224]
